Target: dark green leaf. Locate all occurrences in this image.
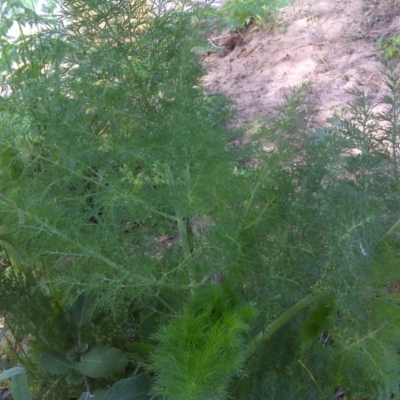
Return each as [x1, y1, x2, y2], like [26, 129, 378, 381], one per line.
[10, 369, 32, 400]
[0, 233, 27, 265]
[128, 342, 154, 358]
[66, 370, 84, 385]
[103, 374, 152, 400]
[92, 389, 108, 400]
[68, 291, 99, 327]
[78, 347, 128, 378]
[0, 367, 31, 400]
[0, 367, 25, 382]
[39, 351, 71, 375]
[66, 343, 89, 360]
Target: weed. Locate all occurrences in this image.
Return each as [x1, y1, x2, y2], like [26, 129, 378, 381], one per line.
[377, 34, 400, 59]
[217, 0, 291, 30]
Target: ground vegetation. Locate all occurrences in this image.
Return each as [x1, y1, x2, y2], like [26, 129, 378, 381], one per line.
[1, 0, 400, 399]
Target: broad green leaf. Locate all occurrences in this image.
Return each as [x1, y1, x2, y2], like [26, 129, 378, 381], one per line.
[68, 291, 99, 327]
[0, 367, 25, 382]
[66, 370, 84, 385]
[103, 374, 152, 400]
[0, 367, 32, 400]
[11, 369, 32, 400]
[39, 351, 71, 374]
[78, 347, 128, 379]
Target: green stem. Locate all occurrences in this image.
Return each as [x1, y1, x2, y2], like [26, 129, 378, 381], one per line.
[165, 164, 194, 285]
[243, 164, 268, 217]
[243, 162, 275, 222]
[385, 217, 400, 238]
[246, 294, 316, 361]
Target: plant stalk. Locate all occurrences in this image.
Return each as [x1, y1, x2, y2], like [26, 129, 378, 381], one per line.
[246, 294, 316, 362]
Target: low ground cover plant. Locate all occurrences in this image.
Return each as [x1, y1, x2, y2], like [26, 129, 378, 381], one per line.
[218, 0, 290, 29]
[1, 0, 400, 399]
[377, 34, 400, 59]
[200, 0, 290, 31]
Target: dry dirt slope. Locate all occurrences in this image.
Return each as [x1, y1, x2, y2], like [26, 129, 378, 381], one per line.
[202, 0, 400, 127]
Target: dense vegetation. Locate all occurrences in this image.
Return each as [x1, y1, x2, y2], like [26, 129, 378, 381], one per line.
[1, 0, 400, 399]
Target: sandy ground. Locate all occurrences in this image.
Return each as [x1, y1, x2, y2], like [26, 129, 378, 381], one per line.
[202, 0, 400, 128]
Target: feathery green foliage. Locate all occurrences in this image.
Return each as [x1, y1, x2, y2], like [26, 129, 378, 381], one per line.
[2, 0, 400, 399]
[149, 284, 255, 400]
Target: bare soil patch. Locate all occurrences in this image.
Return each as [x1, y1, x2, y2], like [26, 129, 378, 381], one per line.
[202, 0, 400, 127]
